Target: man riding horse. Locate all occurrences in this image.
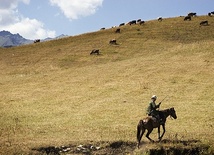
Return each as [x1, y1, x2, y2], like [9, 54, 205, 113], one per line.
[146, 95, 163, 124]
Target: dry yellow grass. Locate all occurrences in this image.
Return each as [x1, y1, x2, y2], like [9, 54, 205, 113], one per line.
[0, 16, 214, 154]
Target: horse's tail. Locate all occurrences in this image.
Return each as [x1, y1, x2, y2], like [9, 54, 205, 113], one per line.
[137, 120, 144, 147]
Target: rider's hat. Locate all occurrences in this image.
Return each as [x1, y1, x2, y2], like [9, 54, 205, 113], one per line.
[151, 95, 157, 99]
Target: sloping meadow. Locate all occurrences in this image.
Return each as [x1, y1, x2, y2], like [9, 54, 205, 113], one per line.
[0, 16, 213, 154]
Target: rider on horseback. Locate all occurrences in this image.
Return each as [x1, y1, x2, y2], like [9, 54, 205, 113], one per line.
[146, 95, 163, 124]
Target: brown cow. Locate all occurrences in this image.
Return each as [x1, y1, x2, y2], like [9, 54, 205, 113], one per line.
[115, 28, 120, 33]
[139, 21, 145, 25]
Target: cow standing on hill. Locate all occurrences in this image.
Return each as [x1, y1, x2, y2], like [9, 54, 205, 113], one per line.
[137, 19, 141, 23]
[208, 11, 214, 16]
[158, 17, 163, 21]
[139, 21, 145, 25]
[119, 23, 125, 27]
[128, 20, 137, 25]
[184, 16, 191, 21]
[115, 28, 120, 33]
[188, 12, 197, 17]
[109, 39, 117, 45]
[34, 39, 40, 43]
[200, 20, 209, 26]
[90, 49, 100, 55]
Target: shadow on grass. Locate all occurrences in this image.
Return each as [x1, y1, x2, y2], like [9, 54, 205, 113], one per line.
[32, 139, 212, 155]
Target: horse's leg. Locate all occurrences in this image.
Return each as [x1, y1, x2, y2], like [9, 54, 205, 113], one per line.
[159, 124, 165, 141]
[146, 128, 154, 143]
[138, 128, 145, 148]
[137, 121, 145, 148]
[158, 126, 161, 140]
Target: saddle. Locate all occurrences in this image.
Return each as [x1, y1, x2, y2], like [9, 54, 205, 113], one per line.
[151, 116, 163, 124]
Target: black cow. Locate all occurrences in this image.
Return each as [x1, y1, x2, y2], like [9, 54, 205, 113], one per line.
[158, 17, 163, 21]
[137, 19, 141, 23]
[128, 20, 136, 25]
[100, 27, 105, 30]
[34, 39, 40, 43]
[119, 23, 125, 27]
[115, 28, 120, 33]
[184, 16, 191, 21]
[90, 49, 100, 55]
[200, 20, 208, 26]
[188, 12, 197, 17]
[209, 11, 214, 16]
[109, 39, 117, 45]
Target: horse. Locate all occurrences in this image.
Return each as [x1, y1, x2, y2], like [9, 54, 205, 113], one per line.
[137, 107, 177, 148]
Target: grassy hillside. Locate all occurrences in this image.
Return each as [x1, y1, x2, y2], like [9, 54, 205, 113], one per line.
[0, 16, 214, 154]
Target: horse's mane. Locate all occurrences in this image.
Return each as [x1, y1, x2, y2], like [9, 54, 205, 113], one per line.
[160, 107, 174, 112]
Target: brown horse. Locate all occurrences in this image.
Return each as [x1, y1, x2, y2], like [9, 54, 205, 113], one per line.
[137, 107, 177, 148]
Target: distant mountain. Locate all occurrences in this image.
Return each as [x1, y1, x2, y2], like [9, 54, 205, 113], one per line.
[43, 34, 69, 41]
[0, 30, 69, 47]
[0, 30, 32, 47]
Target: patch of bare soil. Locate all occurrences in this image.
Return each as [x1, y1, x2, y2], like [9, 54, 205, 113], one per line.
[32, 139, 212, 155]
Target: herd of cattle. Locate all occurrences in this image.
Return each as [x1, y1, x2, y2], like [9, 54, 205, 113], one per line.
[32, 12, 213, 56]
[183, 12, 213, 26]
[89, 12, 214, 55]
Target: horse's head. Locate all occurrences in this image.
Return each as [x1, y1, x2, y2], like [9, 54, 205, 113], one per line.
[169, 107, 177, 119]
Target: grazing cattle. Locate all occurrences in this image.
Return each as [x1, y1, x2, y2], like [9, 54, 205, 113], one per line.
[211, 11, 214, 14]
[184, 16, 191, 21]
[34, 39, 40, 43]
[119, 23, 125, 27]
[90, 49, 100, 55]
[139, 21, 145, 25]
[100, 27, 105, 30]
[188, 12, 197, 17]
[200, 20, 208, 26]
[115, 28, 120, 33]
[158, 17, 163, 21]
[109, 39, 117, 45]
[128, 20, 136, 25]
